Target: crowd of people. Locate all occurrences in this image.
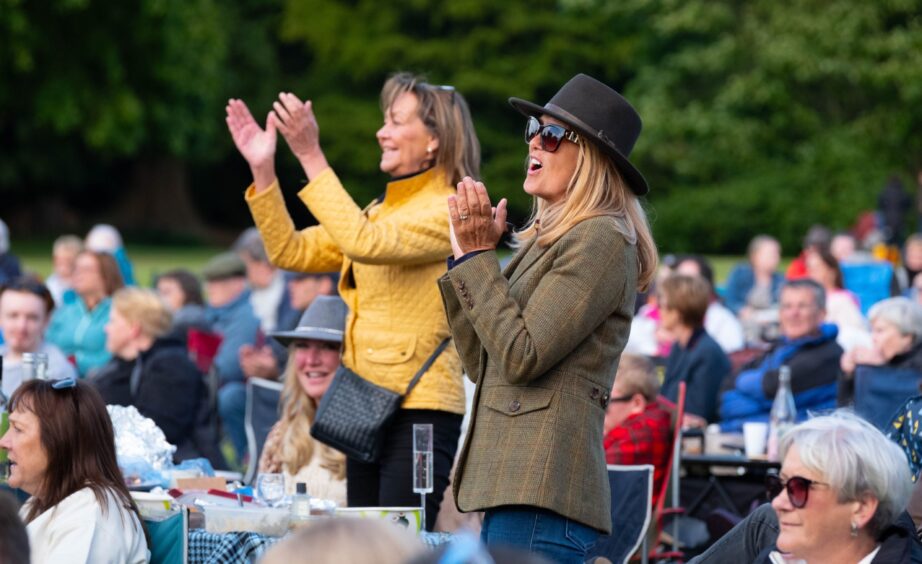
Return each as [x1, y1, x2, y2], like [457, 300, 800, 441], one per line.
[1, 69, 922, 564]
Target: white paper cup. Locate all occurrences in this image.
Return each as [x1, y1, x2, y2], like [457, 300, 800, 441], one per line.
[743, 422, 769, 458]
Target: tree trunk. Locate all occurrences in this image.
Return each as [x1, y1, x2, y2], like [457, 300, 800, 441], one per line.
[115, 155, 209, 239]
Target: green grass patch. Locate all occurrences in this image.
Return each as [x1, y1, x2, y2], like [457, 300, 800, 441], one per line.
[16, 243, 224, 287]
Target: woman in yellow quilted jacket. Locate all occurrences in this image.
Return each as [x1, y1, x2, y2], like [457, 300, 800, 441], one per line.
[225, 73, 480, 529]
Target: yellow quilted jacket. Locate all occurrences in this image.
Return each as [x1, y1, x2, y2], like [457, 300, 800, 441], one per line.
[245, 167, 465, 414]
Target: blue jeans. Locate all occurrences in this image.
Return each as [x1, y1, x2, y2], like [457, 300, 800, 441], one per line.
[217, 381, 247, 462]
[481, 506, 599, 564]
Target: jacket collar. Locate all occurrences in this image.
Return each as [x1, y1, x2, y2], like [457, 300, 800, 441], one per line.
[890, 342, 922, 372]
[382, 167, 445, 206]
[781, 322, 839, 347]
[207, 289, 251, 317]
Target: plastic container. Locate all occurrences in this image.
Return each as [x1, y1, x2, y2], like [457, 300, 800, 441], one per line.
[204, 505, 291, 536]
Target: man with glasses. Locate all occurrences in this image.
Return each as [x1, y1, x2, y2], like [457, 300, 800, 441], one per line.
[603, 354, 672, 504]
[719, 279, 842, 432]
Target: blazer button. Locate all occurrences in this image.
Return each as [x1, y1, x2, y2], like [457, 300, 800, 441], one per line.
[509, 400, 521, 413]
[590, 387, 600, 400]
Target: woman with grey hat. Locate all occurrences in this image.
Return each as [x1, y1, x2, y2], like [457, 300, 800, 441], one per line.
[258, 295, 349, 506]
[438, 74, 658, 562]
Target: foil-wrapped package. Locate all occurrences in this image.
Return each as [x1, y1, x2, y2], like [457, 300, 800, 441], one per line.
[108, 405, 175, 472]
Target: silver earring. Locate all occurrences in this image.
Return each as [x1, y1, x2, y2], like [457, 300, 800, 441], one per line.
[850, 522, 858, 538]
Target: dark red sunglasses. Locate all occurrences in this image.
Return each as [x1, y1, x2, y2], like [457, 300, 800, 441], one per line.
[765, 473, 827, 509]
[525, 116, 580, 152]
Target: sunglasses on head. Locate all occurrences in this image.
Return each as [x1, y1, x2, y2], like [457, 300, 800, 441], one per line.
[51, 378, 76, 390]
[525, 116, 580, 153]
[765, 472, 827, 509]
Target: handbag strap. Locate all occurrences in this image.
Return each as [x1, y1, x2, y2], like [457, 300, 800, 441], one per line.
[403, 338, 451, 396]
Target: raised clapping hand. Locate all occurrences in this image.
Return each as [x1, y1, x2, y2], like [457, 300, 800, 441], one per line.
[225, 99, 277, 190]
[448, 177, 508, 259]
[272, 92, 329, 180]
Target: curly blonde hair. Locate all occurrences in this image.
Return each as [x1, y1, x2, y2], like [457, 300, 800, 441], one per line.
[276, 351, 346, 480]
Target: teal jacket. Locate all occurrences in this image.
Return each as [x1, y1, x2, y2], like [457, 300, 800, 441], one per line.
[46, 296, 113, 377]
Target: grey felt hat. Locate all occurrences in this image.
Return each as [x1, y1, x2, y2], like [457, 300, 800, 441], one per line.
[509, 73, 648, 196]
[201, 252, 247, 281]
[270, 295, 347, 347]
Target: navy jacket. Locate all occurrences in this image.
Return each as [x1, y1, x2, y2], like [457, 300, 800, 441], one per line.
[723, 263, 783, 315]
[662, 328, 731, 422]
[91, 336, 204, 449]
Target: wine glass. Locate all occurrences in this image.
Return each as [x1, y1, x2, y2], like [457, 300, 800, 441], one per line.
[256, 473, 285, 507]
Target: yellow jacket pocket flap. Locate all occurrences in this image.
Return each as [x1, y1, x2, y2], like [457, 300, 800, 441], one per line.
[483, 386, 554, 417]
[363, 333, 418, 365]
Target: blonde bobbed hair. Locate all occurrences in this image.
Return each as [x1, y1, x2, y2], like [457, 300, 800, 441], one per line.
[380, 72, 481, 186]
[111, 287, 172, 339]
[514, 139, 658, 291]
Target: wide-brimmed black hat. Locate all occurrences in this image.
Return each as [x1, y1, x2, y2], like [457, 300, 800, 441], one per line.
[509, 74, 648, 196]
[270, 295, 347, 347]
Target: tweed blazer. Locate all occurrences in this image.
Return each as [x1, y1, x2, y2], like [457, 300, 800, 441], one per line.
[438, 215, 638, 533]
[246, 167, 465, 414]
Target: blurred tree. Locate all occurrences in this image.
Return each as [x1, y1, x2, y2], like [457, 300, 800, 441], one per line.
[603, 0, 922, 252]
[0, 0, 283, 237]
[2, 0, 921, 254]
[274, 0, 644, 218]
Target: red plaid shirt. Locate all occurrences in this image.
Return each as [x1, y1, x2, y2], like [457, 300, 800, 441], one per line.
[603, 398, 673, 504]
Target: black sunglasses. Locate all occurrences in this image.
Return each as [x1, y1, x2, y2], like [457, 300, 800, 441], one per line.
[525, 116, 579, 153]
[607, 394, 635, 403]
[765, 473, 827, 509]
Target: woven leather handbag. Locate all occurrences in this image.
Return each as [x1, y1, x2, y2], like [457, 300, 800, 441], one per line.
[310, 338, 450, 463]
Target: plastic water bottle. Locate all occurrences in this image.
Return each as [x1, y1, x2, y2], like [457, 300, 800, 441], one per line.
[22, 352, 49, 381]
[767, 365, 797, 462]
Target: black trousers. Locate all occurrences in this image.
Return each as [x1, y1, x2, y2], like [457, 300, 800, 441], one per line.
[346, 408, 462, 530]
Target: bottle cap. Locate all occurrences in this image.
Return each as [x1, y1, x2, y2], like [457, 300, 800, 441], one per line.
[296, 482, 307, 494]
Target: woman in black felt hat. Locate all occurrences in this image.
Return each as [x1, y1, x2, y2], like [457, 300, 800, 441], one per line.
[437, 74, 658, 562]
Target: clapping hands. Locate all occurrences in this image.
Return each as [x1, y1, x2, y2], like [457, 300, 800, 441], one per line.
[448, 177, 508, 259]
[225, 93, 329, 190]
[226, 100, 277, 169]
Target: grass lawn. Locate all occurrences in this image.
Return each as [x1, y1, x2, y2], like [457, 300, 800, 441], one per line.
[16, 243, 224, 287]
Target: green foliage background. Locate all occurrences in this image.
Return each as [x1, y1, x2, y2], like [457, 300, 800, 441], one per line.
[2, 0, 921, 253]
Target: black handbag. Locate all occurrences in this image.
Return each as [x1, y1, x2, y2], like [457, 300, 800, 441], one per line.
[310, 338, 451, 463]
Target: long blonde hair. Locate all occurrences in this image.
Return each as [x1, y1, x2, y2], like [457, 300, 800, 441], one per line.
[514, 140, 658, 291]
[380, 72, 481, 185]
[276, 350, 346, 480]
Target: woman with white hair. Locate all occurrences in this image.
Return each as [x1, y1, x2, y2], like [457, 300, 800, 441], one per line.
[761, 412, 917, 562]
[85, 224, 135, 286]
[690, 411, 922, 563]
[839, 296, 922, 426]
